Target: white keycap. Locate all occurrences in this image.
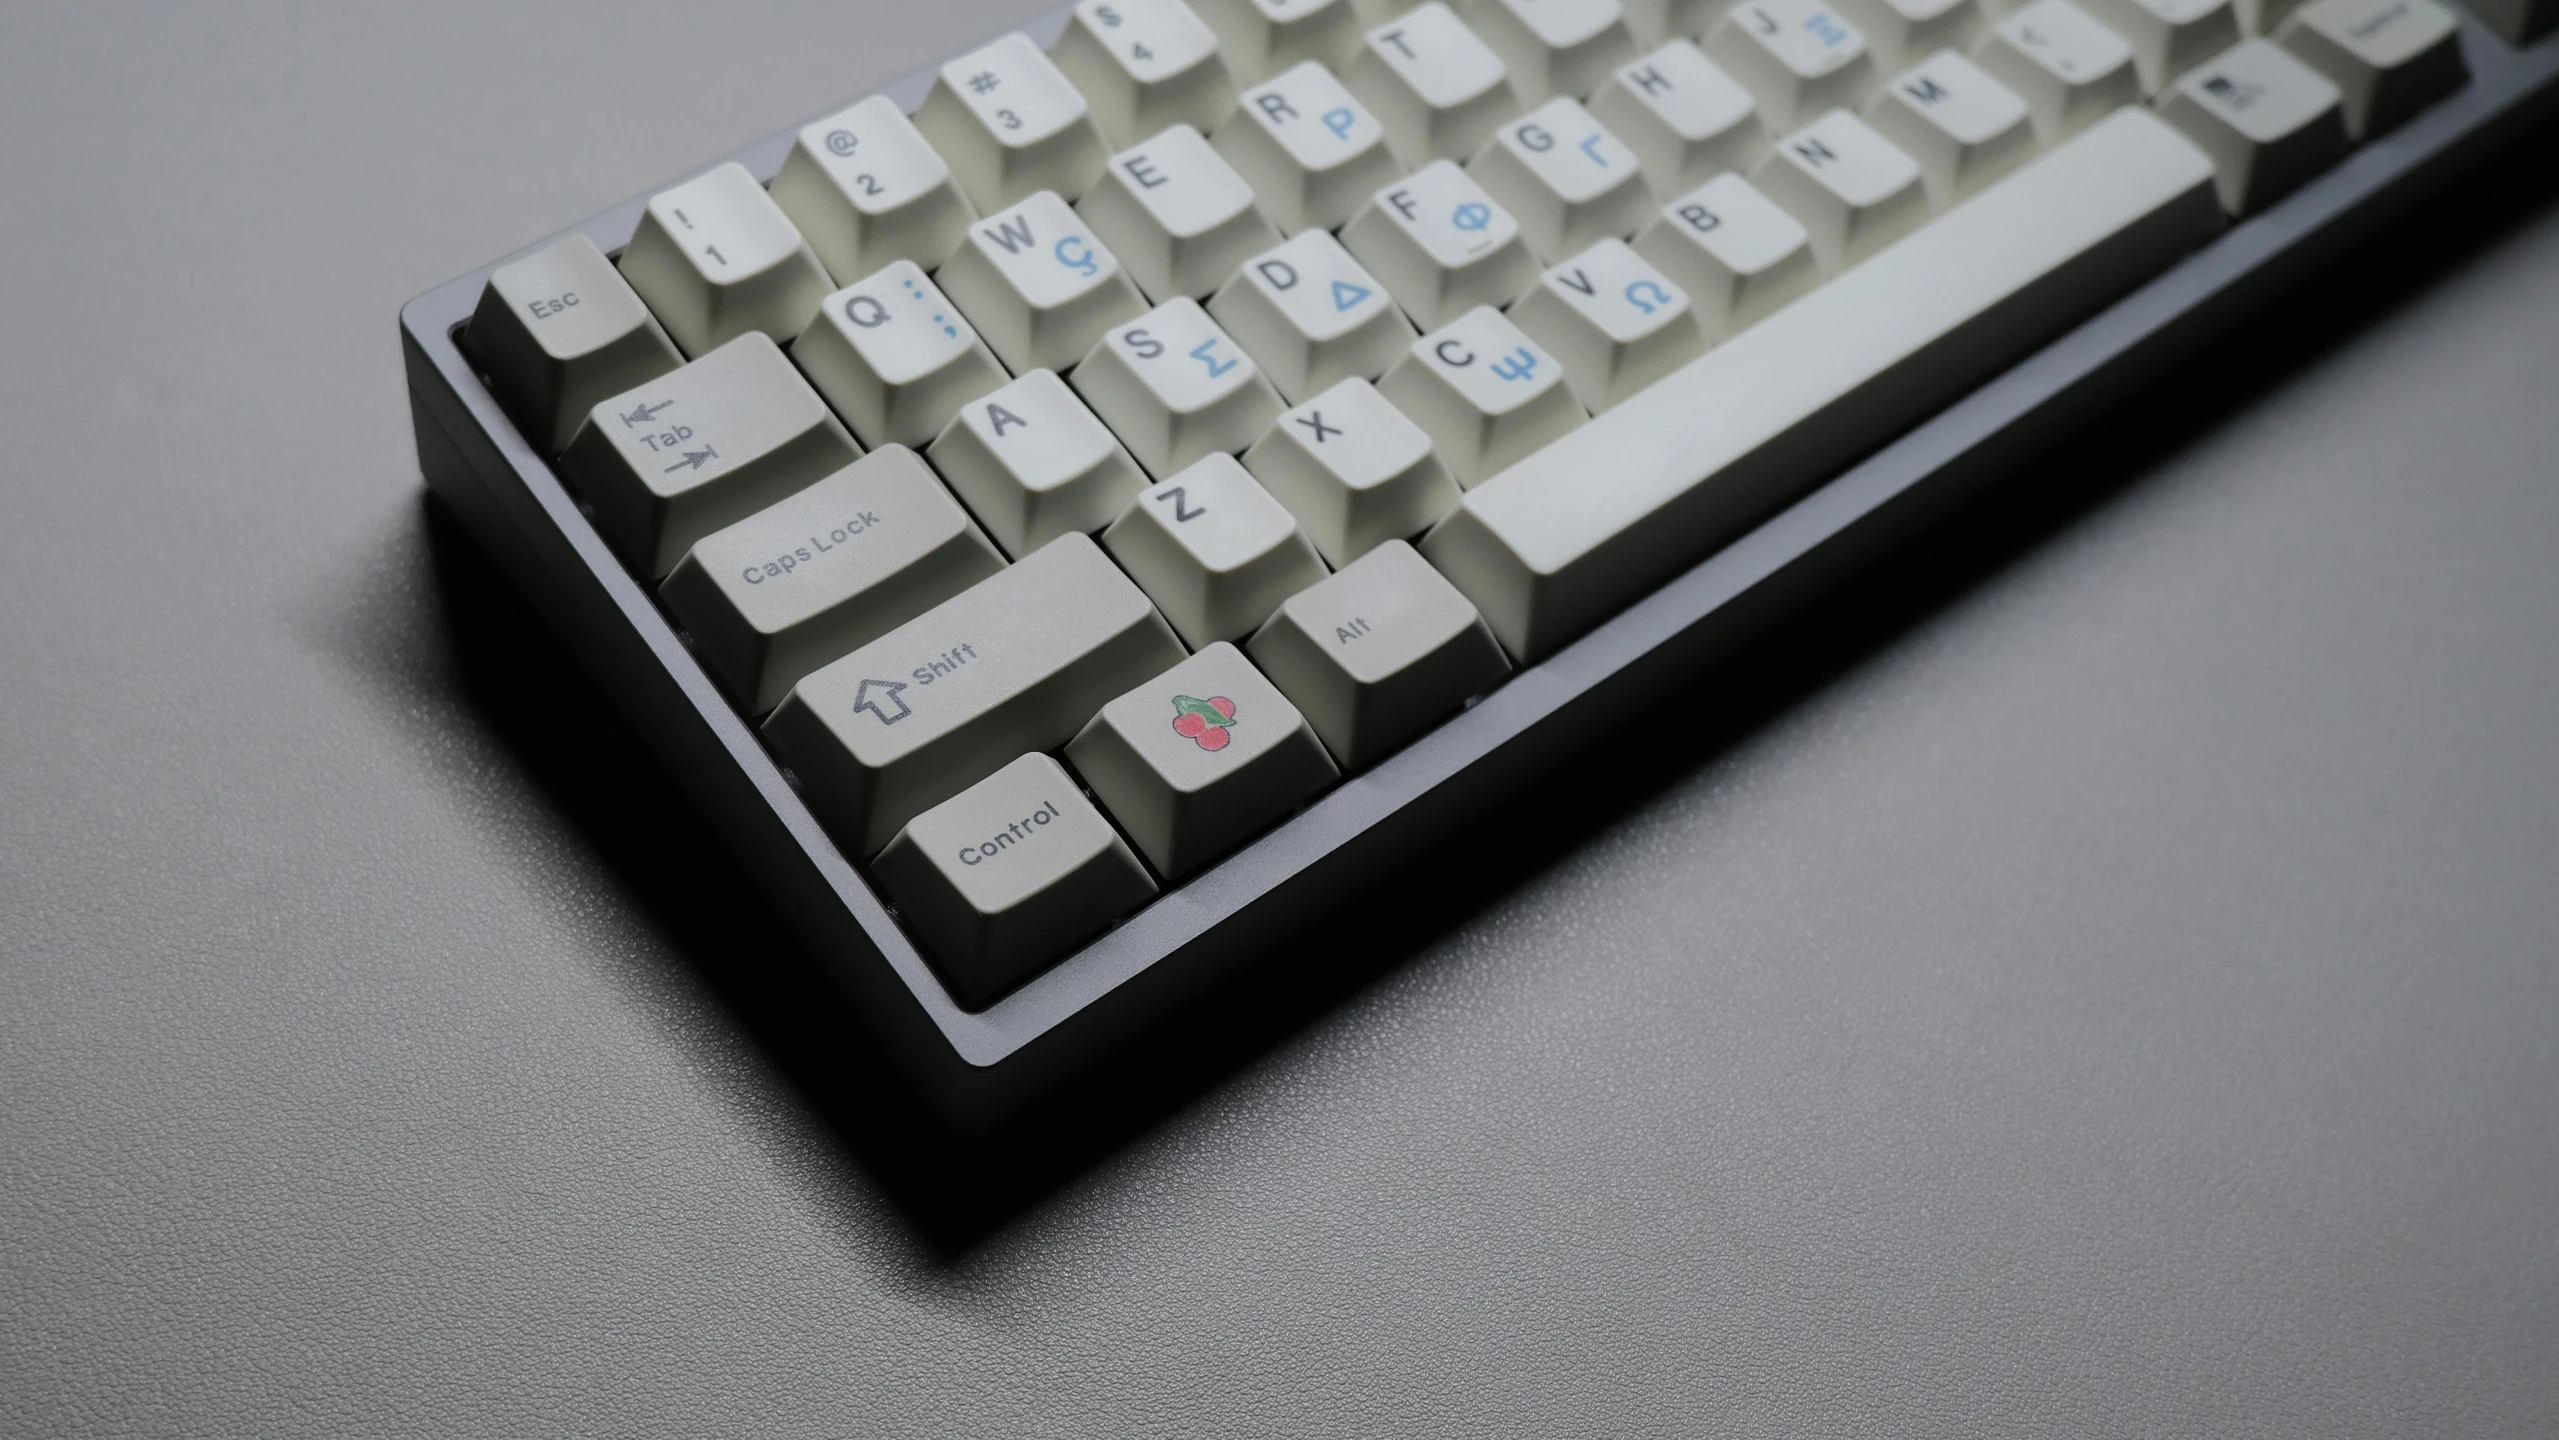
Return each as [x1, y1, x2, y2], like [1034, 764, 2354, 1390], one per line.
[871, 753, 1159, 1006]
[1051, 0, 1242, 148]
[1834, 0, 1987, 70]
[659, 446, 1006, 713]
[1077, 124, 1283, 302]
[1509, 238, 1708, 410]
[1071, 298, 1288, 476]
[1345, 2, 1523, 166]
[1756, 108, 1929, 269]
[467, 234, 682, 454]
[1212, 61, 1404, 229]
[2238, 0, 2308, 32]
[936, 191, 1150, 373]
[2156, 38, 2348, 212]
[1067, 642, 1341, 878]
[2275, 0, 2464, 139]
[1620, 0, 1734, 45]
[1101, 454, 1332, 644]
[1467, 97, 1655, 263]
[764, 532, 1186, 855]
[1340, 160, 1541, 329]
[2083, 0, 2241, 91]
[791, 262, 1010, 449]
[617, 163, 837, 357]
[1706, 0, 1882, 132]
[1378, 306, 1587, 485]
[1866, 49, 2034, 204]
[1463, 0, 1641, 101]
[1209, 229, 1420, 401]
[1632, 173, 1821, 337]
[913, 33, 1114, 211]
[1974, 0, 2142, 143]
[1242, 376, 1463, 562]
[1194, 0, 1367, 79]
[1245, 539, 1513, 767]
[1420, 110, 2219, 661]
[928, 369, 1149, 557]
[767, 96, 980, 282]
[1590, 42, 1770, 200]
[560, 333, 862, 578]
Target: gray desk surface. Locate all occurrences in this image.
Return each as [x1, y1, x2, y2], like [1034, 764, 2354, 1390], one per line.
[5, 3, 2556, 1434]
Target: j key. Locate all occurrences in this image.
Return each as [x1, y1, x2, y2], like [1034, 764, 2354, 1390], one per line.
[936, 191, 1149, 373]
[1467, 97, 1654, 264]
[928, 369, 1149, 558]
[1706, 0, 1882, 132]
[1508, 238, 1708, 410]
[618, 162, 836, 357]
[767, 96, 980, 282]
[1975, 0, 2142, 143]
[1632, 173, 1819, 338]
[791, 261, 1009, 449]
[913, 33, 1113, 210]
[1590, 42, 1769, 200]
[1051, 0, 1243, 148]
[560, 333, 861, 578]
[1193, 0, 1367, 80]
[764, 532, 1186, 855]
[1208, 229, 1418, 402]
[467, 234, 681, 454]
[1077, 123, 1283, 302]
[1071, 298, 1287, 476]
[1340, 160, 1540, 329]
[1756, 108, 1929, 270]
[2275, 0, 2464, 139]
[1865, 49, 2035, 205]
[1242, 376, 1462, 563]
[659, 445, 1005, 713]
[2084, 0, 2240, 91]
[1245, 539, 1512, 767]
[1067, 641, 1341, 879]
[1212, 61, 1403, 229]
[1345, 2, 1524, 166]
[1378, 305, 1586, 485]
[871, 753, 1159, 1006]
[1832, 0, 1986, 71]
[1100, 453, 1332, 645]
[1462, 0, 1641, 102]
[2156, 38, 2347, 213]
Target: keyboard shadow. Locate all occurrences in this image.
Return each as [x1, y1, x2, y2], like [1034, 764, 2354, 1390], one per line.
[419, 120, 2559, 1258]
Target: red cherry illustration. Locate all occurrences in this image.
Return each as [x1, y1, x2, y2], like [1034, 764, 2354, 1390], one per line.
[1196, 725, 1230, 751]
[1208, 696, 1236, 720]
[1173, 711, 1209, 739]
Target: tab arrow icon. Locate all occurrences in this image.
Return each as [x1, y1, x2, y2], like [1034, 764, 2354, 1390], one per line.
[850, 677, 911, 725]
[662, 446, 717, 473]
[620, 400, 673, 427]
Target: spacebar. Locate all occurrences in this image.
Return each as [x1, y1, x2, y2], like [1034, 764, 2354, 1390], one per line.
[1419, 109, 2222, 663]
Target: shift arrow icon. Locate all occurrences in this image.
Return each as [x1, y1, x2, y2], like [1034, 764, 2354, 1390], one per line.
[620, 399, 673, 427]
[850, 677, 911, 725]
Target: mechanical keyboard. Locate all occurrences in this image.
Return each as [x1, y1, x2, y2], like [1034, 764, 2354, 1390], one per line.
[402, 0, 2558, 1121]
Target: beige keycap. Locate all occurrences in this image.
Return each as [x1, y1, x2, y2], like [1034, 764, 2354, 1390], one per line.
[935, 191, 1150, 373]
[1835, 0, 1987, 70]
[1755, 108, 1930, 270]
[1212, 61, 1405, 229]
[1100, 454, 1331, 645]
[1340, 160, 1541, 329]
[928, 369, 1149, 557]
[1051, 0, 1243, 147]
[1076, 124, 1283, 301]
[1192, 0, 1367, 80]
[1707, 0, 1882, 132]
[1591, 42, 1770, 200]
[2083, 0, 2242, 91]
[1242, 376, 1462, 563]
[790, 261, 1009, 449]
[1632, 172, 1820, 337]
[1208, 229, 1420, 402]
[1865, 49, 2035, 205]
[1378, 306, 1587, 485]
[617, 162, 837, 357]
[1463, 0, 1641, 102]
[913, 33, 1114, 209]
[1073, 298, 1288, 476]
[767, 96, 981, 281]
[1974, 0, 2143, 143]
[467, 233, 682, 454]
[1467, 96, 1656, 264]
[1508, 238, 1708, 411]
[1345, 1, 1523, 166]
[2156, 37, 2348, 213]
[2274, 0, 2464, 139]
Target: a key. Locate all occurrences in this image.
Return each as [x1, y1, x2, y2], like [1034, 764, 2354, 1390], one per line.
[2155, 38, 2348, 212]
[1051, 0, 1243, 148]
[1076, 124, 1283, 302]
[559, 333, 861, 578]
[871, 753, 1159, 1006]
[1756, 108, 1929, 269]
[2083, 0, 2241, 91]
[1241, 376, 1463, 563]
[1865, 49, 2035, 205]
[1467, 97, 1655, 264]
[1208, 228, 1419, 402]
[1345, 2, 1524, 166]
[2275, 0, 2464, 139]
[1212, 61, 1404, 229]
[913, 33, 1114, 211]
[928, 369, 1149, 557]
[1378, 305, 1587, 485]
[1632, 173, 1820, 337]
[791, 261, 1010, 449]
[1340, 160, 1541, 329]
[935, 191, 1149, 373]
[1067, 642, 1341, 878]
[1621, 0, 1734, 45]
[1100, 454, 1332, 644]
[1590, 42, 1770, 200]
[1193, 0, 1367, 80]
[1244, 539, 1513, 767]
[617, 162, 837, 357]
[1071, 298, 1288, 476]
[1508, 238, 1708, 410]
[1974, 0, 2142, 143]
[466, 234, 682, 455]
[767, 96, 980, 283]
[658, 446, 1006, 713]
[1462, 0, 1641, 102]
[1706, 0, 1883, 132]
[1833, 0, 1986, 71]
[764, 532, 1186, 855]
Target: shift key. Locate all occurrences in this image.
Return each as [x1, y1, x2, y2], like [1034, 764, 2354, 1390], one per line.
[764, 533, 1187, 855]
